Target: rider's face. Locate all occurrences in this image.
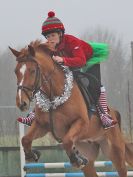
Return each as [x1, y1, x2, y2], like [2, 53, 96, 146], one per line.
[46, 32, 60, 48]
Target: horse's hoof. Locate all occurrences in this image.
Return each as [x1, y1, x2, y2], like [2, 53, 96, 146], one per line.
[25, 150, 41, 162]
[78, 157, 88, 169]
[69, 151, 88, 169]
[23, 166, 27, 171]
[32, 149, 41, 162]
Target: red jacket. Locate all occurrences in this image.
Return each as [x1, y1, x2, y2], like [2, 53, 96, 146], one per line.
[56, 34, 93, 67]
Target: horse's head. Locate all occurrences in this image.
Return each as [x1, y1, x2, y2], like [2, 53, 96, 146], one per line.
[10, 40, 64, 111]
[9, 43, 42, 111]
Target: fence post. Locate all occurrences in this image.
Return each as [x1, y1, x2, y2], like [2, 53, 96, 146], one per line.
[131, 41, 133, 73]
[19, 123, 25, 177]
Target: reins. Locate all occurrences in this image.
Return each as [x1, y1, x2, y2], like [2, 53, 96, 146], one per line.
[40, 57, 62, 143]
[48, 78, 62, 143]
[17, 55, 62, 143]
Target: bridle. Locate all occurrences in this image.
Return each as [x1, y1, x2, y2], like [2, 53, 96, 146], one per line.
[16, 55, 62, 143]
[16, 57, 42, 102]
[16, 56, 56, 102]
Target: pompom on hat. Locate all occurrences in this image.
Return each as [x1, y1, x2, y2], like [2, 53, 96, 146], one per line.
[42, 11, 65, 36]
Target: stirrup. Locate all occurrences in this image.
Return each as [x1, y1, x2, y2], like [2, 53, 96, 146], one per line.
[89, 105, 97, 112]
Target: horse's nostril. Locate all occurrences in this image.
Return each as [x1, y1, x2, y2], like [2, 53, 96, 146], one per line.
[20, 101, 27, 110]
[23, 101, 27, 107]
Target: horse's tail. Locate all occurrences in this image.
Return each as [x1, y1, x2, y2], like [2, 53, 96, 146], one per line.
[125, 142, 133, 167]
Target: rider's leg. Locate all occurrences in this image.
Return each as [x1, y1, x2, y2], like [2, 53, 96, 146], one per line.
[83, 64, 117, 129]
[17, 111, 35, 126]
[97, 86, 117, 129]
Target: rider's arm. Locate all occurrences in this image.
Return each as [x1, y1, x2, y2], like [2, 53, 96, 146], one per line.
[63, 46, 86, 67]
[62, 35, 93, 67]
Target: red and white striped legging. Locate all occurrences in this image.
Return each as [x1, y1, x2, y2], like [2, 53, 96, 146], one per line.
[97, 86, 113, 125]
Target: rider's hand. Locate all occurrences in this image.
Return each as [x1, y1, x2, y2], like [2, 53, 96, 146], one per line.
[52, 56, 64, 64]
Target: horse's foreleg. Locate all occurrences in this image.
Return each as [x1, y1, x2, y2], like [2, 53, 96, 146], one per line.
[63, 118, 89, 168]
[22, 120, 49, 162]
[63, 119, 87, 154]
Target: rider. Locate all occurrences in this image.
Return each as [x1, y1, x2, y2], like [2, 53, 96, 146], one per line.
[17, 11, 117, 129]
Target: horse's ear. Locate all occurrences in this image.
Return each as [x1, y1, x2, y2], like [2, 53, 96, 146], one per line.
[28, 45, 35, 57]
[9, 46, 21, 57]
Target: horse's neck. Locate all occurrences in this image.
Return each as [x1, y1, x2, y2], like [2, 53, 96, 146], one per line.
[36, 52, 64, 96]
[49, 67, 65, 96]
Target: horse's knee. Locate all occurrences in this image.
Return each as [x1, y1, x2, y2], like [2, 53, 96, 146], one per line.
[22, 136, 31, 147]
[63, 136, 73, 148]
[62, 135, 74, 154]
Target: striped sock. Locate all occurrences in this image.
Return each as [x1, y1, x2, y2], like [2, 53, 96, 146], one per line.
[99, 86, 108, 114]
[97, 86, 113, 126]
[97, 106, 113, 125]
[17, 111, 35, 126]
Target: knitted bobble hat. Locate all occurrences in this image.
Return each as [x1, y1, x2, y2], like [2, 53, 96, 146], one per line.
[42, 11, 65, 35]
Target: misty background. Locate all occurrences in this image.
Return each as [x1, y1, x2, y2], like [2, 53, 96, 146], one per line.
[0, 0, 133, 146]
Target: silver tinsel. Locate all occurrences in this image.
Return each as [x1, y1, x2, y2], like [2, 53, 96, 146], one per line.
[35, 65, 73, 112]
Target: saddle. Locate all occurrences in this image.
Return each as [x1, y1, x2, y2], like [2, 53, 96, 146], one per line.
[73, 71, 101, 115]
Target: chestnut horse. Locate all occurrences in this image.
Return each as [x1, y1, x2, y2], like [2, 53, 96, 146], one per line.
[9, 40, 133, 177]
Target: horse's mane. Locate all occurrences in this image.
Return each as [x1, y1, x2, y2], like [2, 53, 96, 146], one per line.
[20, 40, 54, 57]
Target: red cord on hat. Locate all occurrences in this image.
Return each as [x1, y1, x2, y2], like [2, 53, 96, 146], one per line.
[48, 11, 55, 17]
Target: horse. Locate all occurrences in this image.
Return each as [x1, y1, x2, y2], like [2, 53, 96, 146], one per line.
[9, 40, 133, 177]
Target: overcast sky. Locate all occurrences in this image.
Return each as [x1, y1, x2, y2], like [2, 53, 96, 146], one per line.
[0, 0, 133, 50]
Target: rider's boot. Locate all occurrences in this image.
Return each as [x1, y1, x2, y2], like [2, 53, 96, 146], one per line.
[97, 86, 117, 129]
[17, 111, 35, 126]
